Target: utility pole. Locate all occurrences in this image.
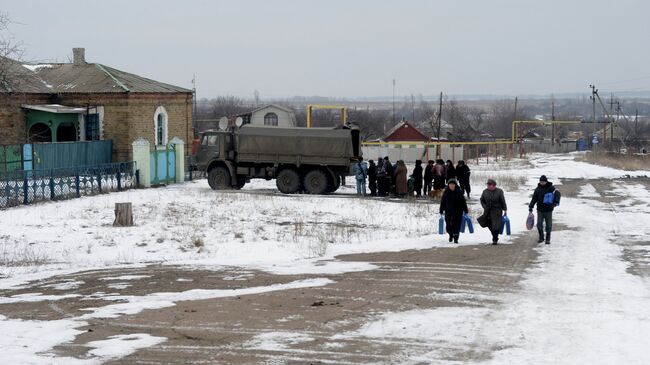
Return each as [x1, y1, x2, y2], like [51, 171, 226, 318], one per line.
[392, 79, 396, 125]
[590, 84, 597, 153]
[551, 97, 555, 145]
[411, 94, 415, 123]
[436, 91, 443, 141]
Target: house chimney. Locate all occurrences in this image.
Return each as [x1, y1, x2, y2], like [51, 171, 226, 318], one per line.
[72, 48, 86, 65]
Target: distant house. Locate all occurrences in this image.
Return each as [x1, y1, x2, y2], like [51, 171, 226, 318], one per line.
[382, 120, 430, 142]
[237, 104, 296, 127]
[0, 48, 193, 161]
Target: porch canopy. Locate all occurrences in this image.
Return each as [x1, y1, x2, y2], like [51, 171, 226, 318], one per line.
[22, 104, 86, 142]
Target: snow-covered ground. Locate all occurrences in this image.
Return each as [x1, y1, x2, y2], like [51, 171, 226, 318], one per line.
[1, 152, 650, 364]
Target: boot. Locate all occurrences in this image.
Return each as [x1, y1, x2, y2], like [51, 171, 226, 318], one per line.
[448, 234, 453, 243]
[537, 231, 544, 243]
[453, 234, 459, 244]
[492, 232, 499, 245]
[545, 231, 551, 245]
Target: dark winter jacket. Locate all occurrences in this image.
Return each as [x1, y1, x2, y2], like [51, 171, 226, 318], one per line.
[529, 182, 557, 213]
[440, 188, 468, 216]
[384, 162, 394, 179]
[368, 163, 377, 181]
[480, 188, 507, 232]
[424, 164, 433, 183]
[412, 163, 423, 189]
[456, 164, 471, 183]
[446, 165, 457, 180]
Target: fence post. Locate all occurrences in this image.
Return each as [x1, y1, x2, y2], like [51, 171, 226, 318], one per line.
[132, 139, 151, 188]
[170, 137, 185, 183]
[116, 164, 122, 191]
[49, 172, 55, 200]
[23, 173, 29, 205]
[97, 169, 102, 193]
[75, 170, 80, 197]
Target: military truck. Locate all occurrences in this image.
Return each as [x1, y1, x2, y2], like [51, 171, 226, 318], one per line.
[195, 125, 362, 194]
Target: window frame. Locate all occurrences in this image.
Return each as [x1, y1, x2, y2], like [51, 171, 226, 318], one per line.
[153, 106, 169, 146]
[263, 112, 279, 126]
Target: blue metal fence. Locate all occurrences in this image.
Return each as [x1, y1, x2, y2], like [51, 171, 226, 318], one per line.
[33, 140, 113, 170]
[0, 161, 137, 209]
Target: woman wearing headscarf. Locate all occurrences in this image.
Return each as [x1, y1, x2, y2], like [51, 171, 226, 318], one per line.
[479, 179, 507, 244]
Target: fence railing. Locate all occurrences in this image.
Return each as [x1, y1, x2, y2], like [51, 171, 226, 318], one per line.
[0, 161, 137, 209]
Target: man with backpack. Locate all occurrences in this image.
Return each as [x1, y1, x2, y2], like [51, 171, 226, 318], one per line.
[355, 157, 369, 196]
[529, 175, 561, 244]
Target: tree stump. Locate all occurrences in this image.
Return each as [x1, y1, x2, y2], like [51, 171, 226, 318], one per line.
[113, 202, 134, 227]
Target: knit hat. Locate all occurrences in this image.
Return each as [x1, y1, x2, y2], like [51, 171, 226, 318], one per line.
[539, 175, 548, 182]
[487, 179, 497, 185]
[447, 179, 458, 186]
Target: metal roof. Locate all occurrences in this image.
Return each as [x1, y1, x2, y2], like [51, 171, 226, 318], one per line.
[1, 55, 192, 94]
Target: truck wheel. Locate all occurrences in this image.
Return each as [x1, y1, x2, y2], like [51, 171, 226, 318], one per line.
[276, 169, 301, 194]
[330, 174, 341, 193]
[235, 176, 246, 190]
[304, 169, 329, 195]
[208, 167, 231, 190]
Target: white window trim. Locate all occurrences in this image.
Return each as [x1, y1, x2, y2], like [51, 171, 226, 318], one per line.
[154, 106, 169, 146]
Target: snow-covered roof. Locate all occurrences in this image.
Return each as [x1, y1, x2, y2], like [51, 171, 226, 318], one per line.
[21, 104, 86, 114]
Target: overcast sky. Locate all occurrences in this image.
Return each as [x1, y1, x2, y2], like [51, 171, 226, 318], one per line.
[4, 0, 650, 99]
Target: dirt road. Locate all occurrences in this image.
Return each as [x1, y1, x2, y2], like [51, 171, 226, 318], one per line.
[1, 233, 541, 364]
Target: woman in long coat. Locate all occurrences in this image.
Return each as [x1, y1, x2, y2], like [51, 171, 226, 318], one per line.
[439, 179, 468, 243]
[394, 160, 408, 197]
[479, 179, 508, 244]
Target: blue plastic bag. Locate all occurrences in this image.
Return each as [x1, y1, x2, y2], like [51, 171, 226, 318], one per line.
[460, 213, 474, 234]
[464, 213, 474, 234]
[499, 215, 511, 236]
[438, 215, 445, 235]
[543, 192, 554, 205]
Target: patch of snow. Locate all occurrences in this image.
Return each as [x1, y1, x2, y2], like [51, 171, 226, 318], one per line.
[175, 278, 193, 282]
[578, 183, 601, 198]
[0, 293, 80, 304]
[86, 333, 166, 361]
[245, 331, 314, 351]
[22, 64, 53, 72]
[106, 282, 131, 290]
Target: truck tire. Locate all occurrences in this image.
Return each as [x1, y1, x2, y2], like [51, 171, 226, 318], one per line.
[330, 174, 341, 193]
[208, 167, 231, 190]
[235, 176, 246, 190]
[303, 169, 329, 195]
[276, 168, 301, 194]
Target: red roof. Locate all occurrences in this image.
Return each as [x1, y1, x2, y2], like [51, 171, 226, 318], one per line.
[383, 121, 430, 142]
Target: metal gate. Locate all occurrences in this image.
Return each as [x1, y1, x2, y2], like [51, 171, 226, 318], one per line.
[0, 144, 26, 173]
[150, 145, 176, 185]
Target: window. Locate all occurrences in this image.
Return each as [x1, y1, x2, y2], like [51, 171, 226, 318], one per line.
[85, 114, 100, 141]
[153, 106, 168, 145]
[264, 112, 278, 126]
[207, 135, 218, 146]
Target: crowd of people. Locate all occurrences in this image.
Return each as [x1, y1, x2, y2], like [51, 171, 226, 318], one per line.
[354, 158, 559, 246]
[354, 157, 472, 199]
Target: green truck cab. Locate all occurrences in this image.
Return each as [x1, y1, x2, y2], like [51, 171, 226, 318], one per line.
[195, 125, 362, 194]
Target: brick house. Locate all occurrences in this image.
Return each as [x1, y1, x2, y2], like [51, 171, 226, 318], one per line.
[0, 48, 193, 161]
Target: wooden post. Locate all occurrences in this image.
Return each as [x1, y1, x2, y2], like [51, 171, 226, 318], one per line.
[113, 202, 134, 227]
[475, 145, 479, 165]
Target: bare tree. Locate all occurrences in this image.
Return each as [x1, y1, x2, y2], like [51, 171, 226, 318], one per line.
[0, 12, 24, 90]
